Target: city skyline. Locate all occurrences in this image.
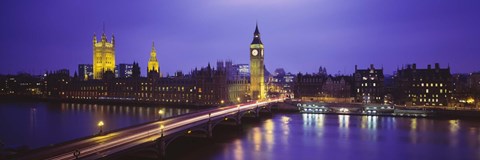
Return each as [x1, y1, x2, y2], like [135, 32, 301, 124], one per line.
[1, 0, 480, 76]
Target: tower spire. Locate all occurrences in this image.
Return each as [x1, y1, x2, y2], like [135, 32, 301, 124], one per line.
[251, 22, 262, 44]
[254, 21, 260, 35]
[152, 41, 156, 51]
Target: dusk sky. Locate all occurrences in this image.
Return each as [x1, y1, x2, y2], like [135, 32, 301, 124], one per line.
[1, 0, 479, 76]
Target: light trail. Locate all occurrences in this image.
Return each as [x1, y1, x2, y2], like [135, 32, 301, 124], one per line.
[26, 98, 284, 160]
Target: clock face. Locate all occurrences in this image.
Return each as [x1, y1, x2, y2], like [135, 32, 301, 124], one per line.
[252, 49, 258, 56]
[261, 50, 264, 56]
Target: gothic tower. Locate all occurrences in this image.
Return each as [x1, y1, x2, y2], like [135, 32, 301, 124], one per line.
[250, 23, 266, 100]
[93, 31, 116, 79]
[148, 42, 161, 78]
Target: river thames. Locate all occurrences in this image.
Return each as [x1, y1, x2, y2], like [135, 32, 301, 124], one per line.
[0, 102, 194, 149]
[1, 102, 480, 160]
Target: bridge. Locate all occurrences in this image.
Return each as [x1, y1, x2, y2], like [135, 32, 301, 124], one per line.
[14, 98, 284, 160]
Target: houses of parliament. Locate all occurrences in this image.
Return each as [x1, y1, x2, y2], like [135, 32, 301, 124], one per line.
[60, 24, 268, 105]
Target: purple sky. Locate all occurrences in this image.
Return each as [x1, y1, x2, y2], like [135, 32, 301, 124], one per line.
[1, 0, 479, 76]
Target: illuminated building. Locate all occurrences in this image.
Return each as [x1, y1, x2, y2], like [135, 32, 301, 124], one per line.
[354, 64, 385, 104]
[393, 63, 452, 107]
[78, 64, 93, 80]
[147, 42, 161, 78]
[62, 63, 233, 106]
[228, 78, 249, 103]
[249, 23, 266, 100]
[93, 32, 116, 79]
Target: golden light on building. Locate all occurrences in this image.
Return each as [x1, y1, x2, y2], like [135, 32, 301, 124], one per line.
[148, 42, 161, 77]
[467, 97, 475, 104]
[250, 23, 266, 100]
[93, 32, 115, 79]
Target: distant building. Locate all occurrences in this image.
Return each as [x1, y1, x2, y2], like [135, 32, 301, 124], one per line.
[273, 68, 286, 77]
[234, 64, 250, 79]
[0, 73, 43, 96]
[44, 69, 70, 97]
[322, 75, 353, 102]
[354, 64, 385, 104]
[270, 69, 295, 98]
[227, 78, 249, 103]
[117, 64, 133, 78]
[78, 64, 93, 80]
[450, 74, 475, 108]
[63, 63, 232, 106]
[93, 32, 115, 79]
[294, 73, 325, 99]
[393, 63, 452, 107]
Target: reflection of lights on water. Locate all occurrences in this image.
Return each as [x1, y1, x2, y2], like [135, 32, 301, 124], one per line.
[281, 116, 290, 135]
[317, 114, 325, 128]
[252, 127, 262, 151]
[339, 115, 350, 129]
[361, 116, 367, 129]
[265, 122, 274, 151]
[448, 119, 460, 147]
[281, 116, 290, 124]
[367, 116, 377, 130]
[411, 118, 417, 130]
[409, 118, 418, 144]
[449, 120, 460, 134]
[233, 139, 244, 160]
[302, 114, 325, 128]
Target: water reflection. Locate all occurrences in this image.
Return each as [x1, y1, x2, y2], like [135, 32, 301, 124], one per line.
[409, 118, 418, 144]
[361, 116, 378, 130]
[264, 119, 274, 151]
[449, 119, 460, 147]
[302, 113, 325, 128]
[232, 139, 244, 160]
[449, 119, 460, 134]
[167, 113, 480, 160]
[59, 103, 190, 121]
[281, 116, 290, 135]
[1, 102, 194, 149]
[338, 115, 350, 129]
[367, 116, 377, 130]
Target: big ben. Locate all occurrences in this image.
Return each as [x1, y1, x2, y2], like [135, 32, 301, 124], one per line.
[250, 23, 266, 100]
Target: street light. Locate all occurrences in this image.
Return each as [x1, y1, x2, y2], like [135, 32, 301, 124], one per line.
[160, 125, 164, 137]
[97, 121, 104, 135]
[237, 97, 241, 103]
[158, 109, 164, 120]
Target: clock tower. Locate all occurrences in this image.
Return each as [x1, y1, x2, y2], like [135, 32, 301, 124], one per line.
[250, 23, 266, 100]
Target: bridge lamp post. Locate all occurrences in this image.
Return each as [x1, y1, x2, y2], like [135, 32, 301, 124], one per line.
[160, 125, 164, 137]
[158, 109, 164, 120]
[97, 121, 104, 135]
[237, 97, 241, 103]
